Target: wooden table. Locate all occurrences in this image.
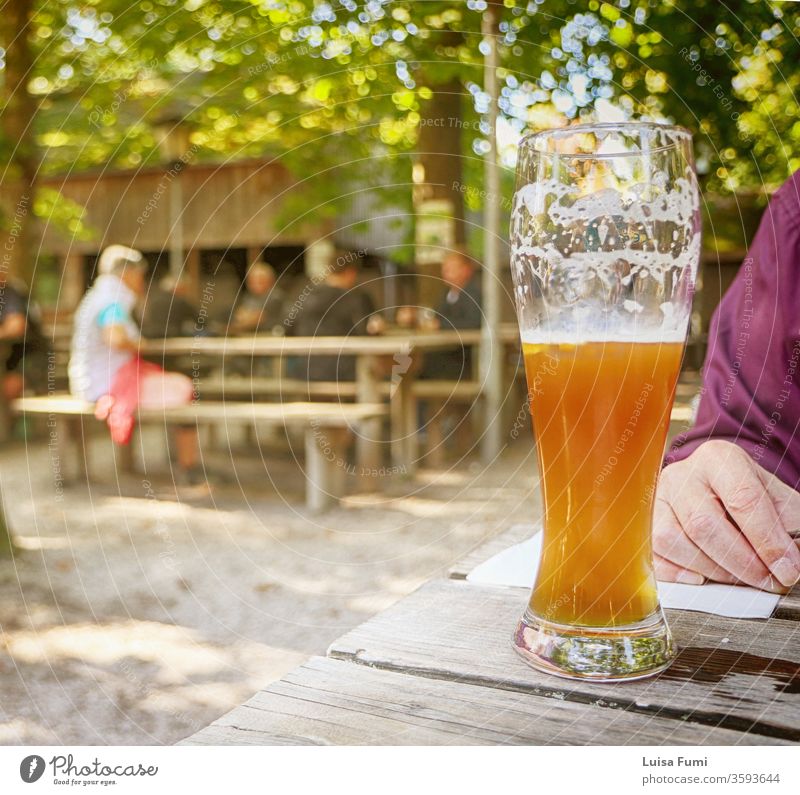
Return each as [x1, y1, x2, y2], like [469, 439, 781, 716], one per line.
[182, 525, 800, 746]
[143, 328, 521, 474]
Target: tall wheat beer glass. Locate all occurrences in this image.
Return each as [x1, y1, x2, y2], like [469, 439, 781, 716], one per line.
[510, 123, 700, 680]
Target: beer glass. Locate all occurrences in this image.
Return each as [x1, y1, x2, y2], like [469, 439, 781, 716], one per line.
[510, 123, 700, 680]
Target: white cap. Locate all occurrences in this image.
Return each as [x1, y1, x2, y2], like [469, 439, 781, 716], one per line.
[98, 245, 145, 275]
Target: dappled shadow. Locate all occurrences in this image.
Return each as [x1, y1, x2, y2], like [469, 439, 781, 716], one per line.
[0, 434, 537, 744]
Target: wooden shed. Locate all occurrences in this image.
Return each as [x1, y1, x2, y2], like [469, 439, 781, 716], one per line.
[30, 158, 327, 311]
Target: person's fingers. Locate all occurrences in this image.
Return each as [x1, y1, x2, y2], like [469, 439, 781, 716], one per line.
[669, 473, 776, 590]
[653, 497, 738, 583]
[758, 466, 800, 539]
[654, 554, 705, 585]
[703, 444, 800, 587]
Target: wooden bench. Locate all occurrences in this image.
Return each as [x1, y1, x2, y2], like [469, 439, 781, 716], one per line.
[199, 376, 486, 465]
[198, 375, 483, 402]
[199, 376, 483, 400]
[199, 376, 358, 400]
[12, 394, 387, 511]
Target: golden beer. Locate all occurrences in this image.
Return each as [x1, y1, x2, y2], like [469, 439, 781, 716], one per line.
[511, 122, 698, 679]
[524, 340, 683, 627]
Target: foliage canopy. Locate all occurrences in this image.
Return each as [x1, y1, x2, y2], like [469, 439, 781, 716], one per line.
[1, 0, 799, 236]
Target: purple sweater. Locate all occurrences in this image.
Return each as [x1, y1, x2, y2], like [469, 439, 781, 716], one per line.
[666, 171, 800, 490]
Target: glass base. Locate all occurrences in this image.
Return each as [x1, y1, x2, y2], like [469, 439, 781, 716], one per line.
[512, 607, 676, 682]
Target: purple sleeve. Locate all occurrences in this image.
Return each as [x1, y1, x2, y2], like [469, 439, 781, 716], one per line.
[665, 171, 800, 490]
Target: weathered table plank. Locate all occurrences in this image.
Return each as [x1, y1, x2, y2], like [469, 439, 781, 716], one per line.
[450, 524, 800, 620]
[775, 591, 800, 620]
[182, 656, 785, 746]
[328, 579, 800, 742]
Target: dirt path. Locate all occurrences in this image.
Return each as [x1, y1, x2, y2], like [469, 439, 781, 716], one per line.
[0, 431, 538, 745]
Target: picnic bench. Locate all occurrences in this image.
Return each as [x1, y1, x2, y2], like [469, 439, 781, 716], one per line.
[142, 329, 522, 473]
[182, 524, 800, 745]
[198, 375, 487, 464]
[12, 394, 387, 511]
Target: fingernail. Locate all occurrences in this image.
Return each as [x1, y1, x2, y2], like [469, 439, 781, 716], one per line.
[676, 570, 704, 585]
[759, 574, 790, 594]
[771, 556, 800, 587]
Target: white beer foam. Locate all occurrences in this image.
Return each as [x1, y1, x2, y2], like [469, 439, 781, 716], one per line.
[510, 170, 701, 290]
[520, 327, 687, 345]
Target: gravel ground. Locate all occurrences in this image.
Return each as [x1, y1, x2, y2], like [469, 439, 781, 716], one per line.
[0, 425, 539, 745]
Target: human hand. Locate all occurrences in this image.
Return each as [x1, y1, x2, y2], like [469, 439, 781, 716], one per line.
[394, 306, 417, 329]
[418, 309, 440, 331]
[232, 309, 259, 332]
[367, 313, 386, 335]
[654, 440, 800, 592]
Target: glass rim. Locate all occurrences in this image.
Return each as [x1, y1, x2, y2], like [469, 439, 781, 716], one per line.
[519, 122, 693, 160]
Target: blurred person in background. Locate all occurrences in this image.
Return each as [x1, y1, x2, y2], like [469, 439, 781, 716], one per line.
[140, 273, 197, 339]
[231, 261, 286, 334]
[0, 274, 47, 401]
[203, 258, 240, 330]
[287, 250, 384, 381]
[420, 248, 483, 380]
[69, 245, 203, 485]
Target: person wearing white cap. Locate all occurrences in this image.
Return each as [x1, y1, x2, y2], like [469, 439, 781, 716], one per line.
[69, 245, 147, 401]
[69, 245, 200, 483]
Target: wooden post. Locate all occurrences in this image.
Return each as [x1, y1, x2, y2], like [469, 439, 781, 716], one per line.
[0, 0, 37, 287]
[185, 248, 201, 301]
[246, 246, 263, 268]
[355, 355, 382, 486]
[168, 163, 184, 278]
[479, 4, 505, 462]
[390, 359, 417, 476]
[61, 250, 87, 310]
[304, 425, 345, 512]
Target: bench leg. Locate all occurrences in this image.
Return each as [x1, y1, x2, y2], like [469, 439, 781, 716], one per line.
[59, 416, 90, 484]
[74, 417, 92, 484]
[304, 426, 346, 512]
[0, 397, 11, 444]
[114, 438, 136, 475]
[390, 369, 417, 476]
[206, 421, 219, 451]
[425, 409, 446, 468]
[355, 355, 382, 486]
[455, 399, 480, 458]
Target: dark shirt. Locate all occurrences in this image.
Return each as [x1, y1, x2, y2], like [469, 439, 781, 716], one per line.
[140, 288, 197, 338]
[422, 274, 483, 380]
[235, 286, 287, 333]
[0, 281, 47, 383]
[665, 170, 800, 489]
[288, 284, 375, 381]
[436, 274, 483, 331]
[0, 281, 26, 325]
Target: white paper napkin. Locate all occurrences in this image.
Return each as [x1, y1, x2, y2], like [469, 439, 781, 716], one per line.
[466, 527, 780, 619]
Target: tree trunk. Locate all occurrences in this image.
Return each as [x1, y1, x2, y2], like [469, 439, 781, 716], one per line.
[416, 77, 466, 245]
[0, 0, 35, 555]
[1, 0, 38, 286]
[415, 75, 466, 308]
